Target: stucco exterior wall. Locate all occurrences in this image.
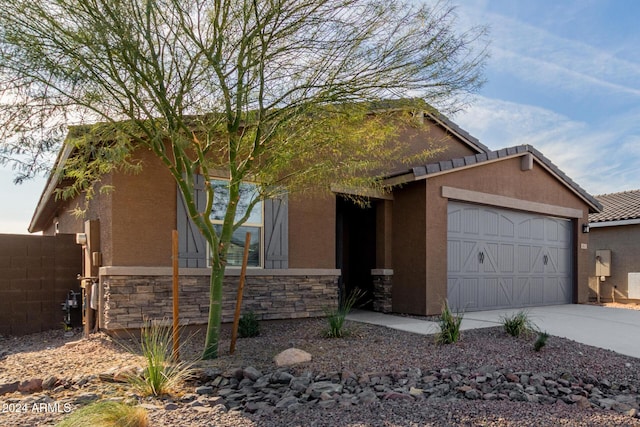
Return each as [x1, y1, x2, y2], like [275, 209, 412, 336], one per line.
[288, 193, 336, 269]
[386, 122, 478, 175]
[391, 180, 427, 314]
[588, 224, 640, 302]
[42, 189, 96, 237]
[108, 149, 176, 266]
[391, 156, 592, 315]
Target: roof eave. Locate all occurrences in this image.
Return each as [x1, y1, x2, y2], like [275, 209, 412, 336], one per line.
[589, 218, 640, 228]
[28, 143, 74, 233]
[384, 147, 603, 215]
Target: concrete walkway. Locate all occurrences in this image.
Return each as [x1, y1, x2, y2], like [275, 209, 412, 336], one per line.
[346, 304, 640, 358]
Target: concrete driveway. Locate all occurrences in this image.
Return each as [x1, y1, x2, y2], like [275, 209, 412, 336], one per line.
[347, 304, 640, 358]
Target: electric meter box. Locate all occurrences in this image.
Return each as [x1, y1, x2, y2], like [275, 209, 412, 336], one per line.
[595, 249, 611, 277]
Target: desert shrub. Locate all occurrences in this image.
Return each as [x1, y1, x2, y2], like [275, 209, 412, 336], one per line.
[534, 331, 550, 352]
[324, 288, 365, 338]
[56, 401, 148, 427]
[124, 319, 195, 397]
[502, 311, 537, 337]
[238, 311, 260, 338]
[436, 300, 463, 345]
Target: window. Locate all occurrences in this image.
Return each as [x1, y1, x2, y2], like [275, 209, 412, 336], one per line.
[210, 179, 263, 267]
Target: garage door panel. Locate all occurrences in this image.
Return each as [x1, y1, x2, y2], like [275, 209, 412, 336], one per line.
[448, 209, 462, 233]
[557, 277, 570, 301]
[483, 243, 499, 273]
[448, 202, 573, 312]
[499, 215, 515, 238]
[449, 277, 480, 311]
[497, 278, 513, 307]
[545, 219, 560, 242]
[544, 278, 560, 304]
[531, 246, 545, 273]
[531, 218, 545, 240]
[463, 208, 480, 235]
[517, 245, 531, 273]
[529, 277, 544, 305]
[484, 210, 499, 237]
[499, 244, 514, 273]
[546, 247, 559, 273]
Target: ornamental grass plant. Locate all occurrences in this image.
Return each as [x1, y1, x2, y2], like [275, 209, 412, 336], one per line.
[325, 288, 365, 338]
[56, 401, 148, 427]
[123, 319, 196, 397]
[501, 310, 537, 338]
[436, 299, 464, 345]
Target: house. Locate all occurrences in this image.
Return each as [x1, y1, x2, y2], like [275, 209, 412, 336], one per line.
[29, 111, 602, 331]
[588, 190, 640, 302]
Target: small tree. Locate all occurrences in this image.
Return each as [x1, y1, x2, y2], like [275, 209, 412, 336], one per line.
[0, 0, 487, 359]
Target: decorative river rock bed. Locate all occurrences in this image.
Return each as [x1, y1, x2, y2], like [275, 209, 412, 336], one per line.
[192, 364, 640, 418]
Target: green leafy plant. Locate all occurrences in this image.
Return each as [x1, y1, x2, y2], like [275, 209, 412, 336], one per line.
[435, 300, 464, 345]
[501, 311, 537, 337]
[325, 288, 365, 338]
[124, 319, 195, 397]
[56, 401, 148, 427]
[534, 331, 550, 352]
[238, 311, 260, 338]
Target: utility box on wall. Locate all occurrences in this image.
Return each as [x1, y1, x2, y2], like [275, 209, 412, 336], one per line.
[595, 250, 611, 277]
[629, 273, 640, 299]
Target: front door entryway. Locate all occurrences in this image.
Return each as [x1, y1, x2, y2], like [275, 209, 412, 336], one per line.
[336, 196, 376, 308]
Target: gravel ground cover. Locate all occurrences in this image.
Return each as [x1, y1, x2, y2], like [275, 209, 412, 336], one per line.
[1, 305, 640, 426]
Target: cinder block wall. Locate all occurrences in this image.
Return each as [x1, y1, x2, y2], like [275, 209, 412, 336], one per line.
[0, 234, 82, 336]
[102, 274, 339, 330]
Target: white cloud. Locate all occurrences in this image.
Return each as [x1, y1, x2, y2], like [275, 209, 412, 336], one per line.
[454, 96, 640, 195]
[457, 2, 640, 98]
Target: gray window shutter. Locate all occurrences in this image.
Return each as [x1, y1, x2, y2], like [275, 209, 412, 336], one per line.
[264, 194, 288, 269]
[177, 175, 207, 268]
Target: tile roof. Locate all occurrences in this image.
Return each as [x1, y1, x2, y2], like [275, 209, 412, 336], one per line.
[589, 190, 640, 223]
[387, 144, 602, 213]
[426, 111, 491, 154]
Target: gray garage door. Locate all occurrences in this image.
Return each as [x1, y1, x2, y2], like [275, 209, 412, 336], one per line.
[447, 202, 572, 312]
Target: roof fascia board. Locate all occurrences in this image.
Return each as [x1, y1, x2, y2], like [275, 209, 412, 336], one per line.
[28, 143, 75, 233]
[424, 112, 488, 154]
[589, 218, 640, 228]
[382, 153, 524, 187]
[385, 150, 601, 214]
[528, 155, 601, 213]
[330, 184, 394, 200]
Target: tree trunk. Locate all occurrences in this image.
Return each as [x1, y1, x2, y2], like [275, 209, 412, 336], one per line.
[202, 263, 225, 359]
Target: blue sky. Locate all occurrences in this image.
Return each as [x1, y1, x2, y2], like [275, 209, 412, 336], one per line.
[453, 0, 640, 196]
[1, 0, 639, 234]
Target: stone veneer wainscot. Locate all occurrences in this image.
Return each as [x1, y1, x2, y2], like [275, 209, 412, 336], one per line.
[99, 267, 340, 330]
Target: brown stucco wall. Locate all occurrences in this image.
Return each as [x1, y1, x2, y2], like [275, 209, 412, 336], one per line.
[391, 180, 427, 314]
[109, 149, 176, 266]
[391, 156, 592, 315]
[46, 147, 338, 270]
[46, 150, 175, 267]
[588, 224, 640, 302]
[376, 119, 479, 177]
[42, 192, 88, 236]
[288, 192, 336, 269]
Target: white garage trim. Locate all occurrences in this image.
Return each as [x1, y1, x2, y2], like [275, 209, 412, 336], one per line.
[442, 186, 584, 219]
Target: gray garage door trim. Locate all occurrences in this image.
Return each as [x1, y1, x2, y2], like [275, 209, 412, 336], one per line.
[447, 202, 573, 312]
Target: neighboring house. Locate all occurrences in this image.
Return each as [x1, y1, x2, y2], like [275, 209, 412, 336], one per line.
[29, 111, 602, 331]
[588, 190, 640, 302]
